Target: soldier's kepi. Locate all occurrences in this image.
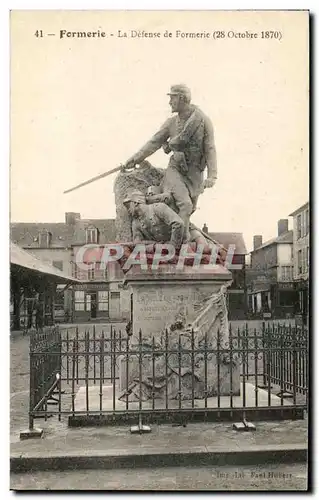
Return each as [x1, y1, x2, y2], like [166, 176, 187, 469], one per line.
[123, 84, 217, 242]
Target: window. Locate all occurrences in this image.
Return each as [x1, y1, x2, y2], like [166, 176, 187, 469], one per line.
[52, 260, 63, 271]
[297, 250, 302, 275]
[86, 294, 91, 311]
[72, 262, 78, 279]
[298, 248, 308, 275]
[98, 291, 109, 311]
[297, 215, 302, 239]
[261, 293, 270, 312]
[304, 248, 307, 273]
[88, 266, 95, 280]
[38, 231, 52, 247]
[55, 287, 64, 307]
[303, 247, 308, 274]
[86, 227, 99, 244]
[74, 291, 85, 311]
[281, 266, 292, 281]
[305, 209, 310, 235]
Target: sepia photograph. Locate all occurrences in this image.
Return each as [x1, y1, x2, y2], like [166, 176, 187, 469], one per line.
[9, 9, 309, 491]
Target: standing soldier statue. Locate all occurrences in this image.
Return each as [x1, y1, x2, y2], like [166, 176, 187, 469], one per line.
[123, 84, 217, 241]
[63, 84, 218, 244]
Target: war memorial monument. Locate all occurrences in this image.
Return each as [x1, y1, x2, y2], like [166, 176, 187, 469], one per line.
[111, 84, 240, 403]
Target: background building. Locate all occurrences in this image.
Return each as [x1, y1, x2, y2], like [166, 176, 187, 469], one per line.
[11, 217, 75, 321]
[70, 214, 130, 323]
[11, 214, 248, 322]
[246, 219, 298, 319]
[289, 202, 309, 324]
[203, 225, 247, 320]
[10, 242, 79, 330]
[11, 213, 126, 323]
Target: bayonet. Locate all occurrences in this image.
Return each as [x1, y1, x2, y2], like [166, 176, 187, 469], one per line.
[64, 165, 124, 194]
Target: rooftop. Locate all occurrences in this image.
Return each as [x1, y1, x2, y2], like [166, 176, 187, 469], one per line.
[10, 218, 116, 248]
[252, 230, 293, 252]
[10, 242, 79, 283]
[289, 201, 309, 217]
[208, 232, 247, 255]
[11, 217, 247, 254]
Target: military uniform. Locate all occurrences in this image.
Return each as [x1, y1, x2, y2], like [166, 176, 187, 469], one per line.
[133, 106, 216, 200]
[130, 86, 217, 240]
[130, 202, 184, 248]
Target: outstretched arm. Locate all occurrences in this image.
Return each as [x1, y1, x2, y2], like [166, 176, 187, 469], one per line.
[125, 119, 171, 168]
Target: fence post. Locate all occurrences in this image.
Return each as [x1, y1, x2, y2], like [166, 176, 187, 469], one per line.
[229, 324, 233, 411]
[28, 332, 35, 431]
[99, 334, 103, 415]
[71, 338, 76, 416]
[93, 324, 96, 385]
[151, 336, 155, 412]
[20, 331, 44, 440]
[262, 321, 267, 387]
[217, 328, 221, 414]
[57, 325, 62, 393]
[112, 327, 116, 413]
[130, 329, 151, 434]
[85, 330, 89, 415]
[292, 324, 297, 406]
[233, 324, 256, 432]
[258, 322, 272, 391]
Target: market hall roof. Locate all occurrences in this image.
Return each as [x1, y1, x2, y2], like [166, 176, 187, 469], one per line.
[10, 242, 80, 283]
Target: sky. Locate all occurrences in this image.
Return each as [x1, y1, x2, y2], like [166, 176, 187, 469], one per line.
[10, 10, 309, 252]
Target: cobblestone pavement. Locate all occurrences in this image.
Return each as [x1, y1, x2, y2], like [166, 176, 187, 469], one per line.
[10, 334, 31, 432]
[10, 463, 308, 491]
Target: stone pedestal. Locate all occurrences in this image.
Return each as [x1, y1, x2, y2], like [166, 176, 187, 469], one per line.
[119, 263, 240, 399]
[124, 263, 232, 338]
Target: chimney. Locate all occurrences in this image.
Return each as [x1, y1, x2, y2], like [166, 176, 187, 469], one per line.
[253, 235, 263, 250]
[202, 223, 208, 234]
[277, 219, 289, 236]
[65, 212, 81, 225]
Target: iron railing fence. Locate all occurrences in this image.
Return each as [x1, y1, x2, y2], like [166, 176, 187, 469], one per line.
[27, 323, 308, 429]
[261, 323, 308, 398]
[28, 325, 61, 428]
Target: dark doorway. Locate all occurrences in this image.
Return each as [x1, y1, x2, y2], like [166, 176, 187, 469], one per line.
[91, 292, 97, 319]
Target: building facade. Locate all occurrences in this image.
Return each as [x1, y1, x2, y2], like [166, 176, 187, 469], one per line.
[247, 219, 298, 319]
[289, 202, 310, 323]
[10, 242, 79, 331]
[11, 215, 248, 323]
[10, 212, 130, 323]
[204, 227, 247, 320]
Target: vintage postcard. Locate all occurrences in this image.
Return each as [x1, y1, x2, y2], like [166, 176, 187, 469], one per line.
[10, 10, 309, 491]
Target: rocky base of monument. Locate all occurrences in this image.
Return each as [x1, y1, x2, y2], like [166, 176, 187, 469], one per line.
[118, 284, 240, 403]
